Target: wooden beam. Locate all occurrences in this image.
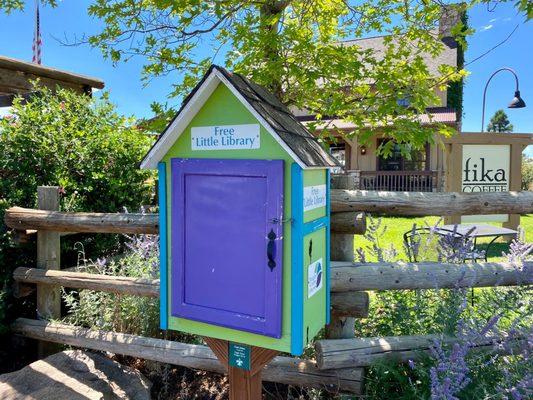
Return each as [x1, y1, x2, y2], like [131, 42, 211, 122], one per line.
[12, 268, 368, 317]
[15, 260, 531, 296]
[4, 207, 366, 235]
[13, 267, 159, 297]
[330, 292, 369, 318]
[4, 207, 158, 234]
[315, 334, 526, 369]
[0, 55, 104, 89]
[330, 212, 366, 234]
[330, 190, 533, 216]
[330, 261, 533, 291]
[11, 318, 363, 394]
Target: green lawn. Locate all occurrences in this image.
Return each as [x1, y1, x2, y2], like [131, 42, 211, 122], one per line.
[354, 215, 533, 262]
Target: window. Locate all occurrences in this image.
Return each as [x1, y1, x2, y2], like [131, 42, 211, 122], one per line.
[377, 139, 429, 171]
[329, 143, 346, 166]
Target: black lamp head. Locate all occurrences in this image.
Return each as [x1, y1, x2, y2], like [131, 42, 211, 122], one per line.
[508, 90, 526, 108]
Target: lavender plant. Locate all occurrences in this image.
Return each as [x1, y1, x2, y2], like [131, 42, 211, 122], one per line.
[357, 217, 532, 400]
[62, 233, 161, 337]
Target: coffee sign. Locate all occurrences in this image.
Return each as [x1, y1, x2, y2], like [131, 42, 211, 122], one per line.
[462, 145, 510, 192]
[461, 144, 510, 223]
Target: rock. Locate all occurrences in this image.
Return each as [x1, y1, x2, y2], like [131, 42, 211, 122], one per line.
[0, 350, 151, 400]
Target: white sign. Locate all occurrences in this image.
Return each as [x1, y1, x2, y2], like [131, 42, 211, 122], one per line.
[191, 124, 260, 150]
[461, 145, 510, 223]
[303, 185, 327, 212]
[307, 258, 323, 298]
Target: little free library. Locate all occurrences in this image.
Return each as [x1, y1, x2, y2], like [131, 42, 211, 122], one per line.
[140, 65, 338, 376]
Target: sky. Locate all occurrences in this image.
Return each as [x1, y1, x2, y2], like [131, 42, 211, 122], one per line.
[0, 2, 531, 141]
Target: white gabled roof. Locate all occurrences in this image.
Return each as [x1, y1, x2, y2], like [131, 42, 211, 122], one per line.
[140, 65, 339, 170]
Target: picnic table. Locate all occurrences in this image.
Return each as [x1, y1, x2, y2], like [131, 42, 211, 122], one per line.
[437, 224, 518, 261]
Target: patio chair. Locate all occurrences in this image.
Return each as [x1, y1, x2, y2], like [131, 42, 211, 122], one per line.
[403, 227, 486, 263]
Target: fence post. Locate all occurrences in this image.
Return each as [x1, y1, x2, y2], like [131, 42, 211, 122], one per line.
[327, 175, 356, 339]
[36, 186, 61, 357]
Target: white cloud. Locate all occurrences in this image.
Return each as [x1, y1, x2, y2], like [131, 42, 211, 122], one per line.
[482, 24, 494, 31]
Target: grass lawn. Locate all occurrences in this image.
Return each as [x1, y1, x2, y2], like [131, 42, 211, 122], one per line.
[354, 214, 533, 262]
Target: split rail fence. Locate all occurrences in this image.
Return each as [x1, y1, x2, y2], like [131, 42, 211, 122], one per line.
[4, 183, 533, 395]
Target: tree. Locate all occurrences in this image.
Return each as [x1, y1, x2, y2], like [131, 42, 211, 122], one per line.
[487, 109, 514, 132]
[0, 1, 529, 156]
[84, 0, 472, 156]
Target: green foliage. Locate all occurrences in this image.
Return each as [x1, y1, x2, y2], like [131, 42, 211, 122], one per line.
[0, 85, 154, 214]
[487, 109, 514, 133]
[522, 157, 533, 190]
[0, 86, 155, 344]
[0, 0, 56, 14]
[82, 0, 476, 154]
[355, 218, 532, 399]
[447, 11, 467, 119]
[364, 358, 432, 400]
[62, 235, 160, 337]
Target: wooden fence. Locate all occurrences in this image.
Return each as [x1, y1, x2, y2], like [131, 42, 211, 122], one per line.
[4, 185, 533, 395]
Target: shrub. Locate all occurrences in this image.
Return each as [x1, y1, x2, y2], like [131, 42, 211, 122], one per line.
[0, 85, 155, 352]
[522, 156, 533, 190]
[356, 218, 532, 400]
[62, 234, 161, 337]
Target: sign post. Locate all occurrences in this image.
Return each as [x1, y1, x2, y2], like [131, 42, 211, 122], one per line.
[445, 132, 532, 230]
[205, 337, 278, 400]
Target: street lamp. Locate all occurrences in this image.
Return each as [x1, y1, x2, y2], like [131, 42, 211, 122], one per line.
[481, 67, 526, 132]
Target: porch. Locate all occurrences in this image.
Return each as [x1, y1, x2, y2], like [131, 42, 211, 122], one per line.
[357, 170, 440, 192]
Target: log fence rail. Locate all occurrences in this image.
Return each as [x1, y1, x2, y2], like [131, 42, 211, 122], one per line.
[4, 186, 533, 395]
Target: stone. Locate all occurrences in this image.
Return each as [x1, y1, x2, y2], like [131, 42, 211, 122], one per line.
[0, 350, 151, 400]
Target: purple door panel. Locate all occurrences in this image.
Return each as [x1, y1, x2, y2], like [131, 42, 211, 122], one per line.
[171, 158, 284, 338]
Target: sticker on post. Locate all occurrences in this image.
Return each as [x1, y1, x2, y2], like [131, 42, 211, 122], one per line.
[307, 258, 323, 298]
[191, 124, 260, 150]
[229, 342, 251, 370]
[303, 185, 326, 212]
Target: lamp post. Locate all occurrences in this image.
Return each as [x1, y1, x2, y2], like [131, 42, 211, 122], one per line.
[481, 67, 526, 132]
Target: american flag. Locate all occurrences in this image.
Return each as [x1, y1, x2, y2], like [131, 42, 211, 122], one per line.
[32, 0, 42, 64]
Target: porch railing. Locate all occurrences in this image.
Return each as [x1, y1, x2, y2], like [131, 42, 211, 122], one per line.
[359, 170, 438, 192]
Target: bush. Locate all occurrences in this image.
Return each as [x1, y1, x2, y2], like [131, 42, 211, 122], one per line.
[356, 218, 532, 400]
[522, 157, 533, 190]
[62, 234, 161, 337]
[0, 86, 155, 353]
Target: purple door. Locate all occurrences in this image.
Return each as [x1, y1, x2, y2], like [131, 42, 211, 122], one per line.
[171, 158, 284, 338]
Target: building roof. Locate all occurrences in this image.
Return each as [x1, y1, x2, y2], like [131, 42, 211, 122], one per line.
[301, 107, 457, 131]
[141, 65, 339, 169]
[0, 55, 105, 106]
[0, 55, 105, 91]
[340, 31, 457, 78]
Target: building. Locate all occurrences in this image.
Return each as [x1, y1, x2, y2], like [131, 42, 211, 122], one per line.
[295, 10, 462, 192]
[0, 55, 104, 107]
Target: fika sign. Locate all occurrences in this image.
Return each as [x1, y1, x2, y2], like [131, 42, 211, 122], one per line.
[191, 124, 260, 150]
[461, 144, 510, 223]
[462, 145, 510, 192]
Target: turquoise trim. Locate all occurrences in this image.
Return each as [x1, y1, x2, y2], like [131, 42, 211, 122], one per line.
[325, 169, 331, 324]
[158, 162, 168, 330]
[290, 163, 304, 355]
[303, 216, 328, 235]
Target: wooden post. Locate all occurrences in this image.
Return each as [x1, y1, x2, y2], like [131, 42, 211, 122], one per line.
[204, 337, 278, 400]
[36, 186, 61, 357]
[327, 175, 357, 340]
[445, 142, 462, 225]
[503, 143, 524, 232]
